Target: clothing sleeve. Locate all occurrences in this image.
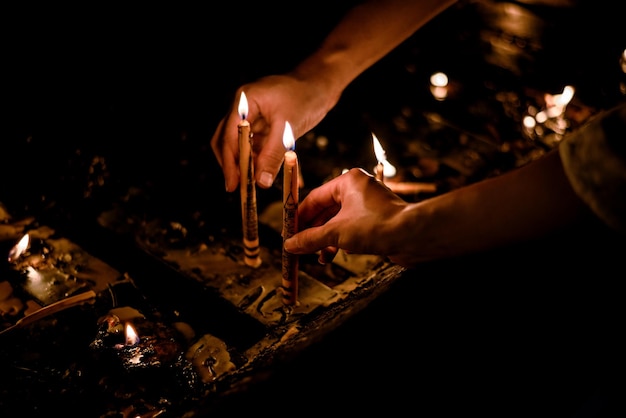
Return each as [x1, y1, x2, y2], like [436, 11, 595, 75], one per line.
[559, 102, 626, 234]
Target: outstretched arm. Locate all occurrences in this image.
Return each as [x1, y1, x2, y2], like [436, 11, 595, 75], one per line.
[211, 0, 458, 192]
[285, 149, 592, 267]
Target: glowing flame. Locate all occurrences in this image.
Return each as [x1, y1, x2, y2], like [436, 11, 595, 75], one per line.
[546, 85, 575, 117]
[429, 71, 449, 101]
[554, 85, 575, 108]
[238, 91, 249, 120]
[430, 71, 448, 87]
[283, 121, 295, 151]
[8, 233, 30, 262]
[372, 133, 386, 163]
[372, 133, 397, 178]
[125, 323, 140, 346]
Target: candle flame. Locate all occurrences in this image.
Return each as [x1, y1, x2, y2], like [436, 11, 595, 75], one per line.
[238, 91, 249, 120]
[554, 85, 575, 108]
[283, 121, 295, 151]
[125, 322, 140, 346]
[8, 233, 30, 262]
[372, 133, 397, 178]
[429, 72, 449, 101]
[430, 71, 448, 87]
[372, 133, 386, 163]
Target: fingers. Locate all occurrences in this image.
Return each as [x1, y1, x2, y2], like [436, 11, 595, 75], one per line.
[296, 175, 342, 221]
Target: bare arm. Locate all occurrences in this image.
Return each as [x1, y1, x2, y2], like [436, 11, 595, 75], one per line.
[400, 149, 591, 264]
[211, 0, 458, 192]
[291, 0, 458, 107]
[285, 149, 592, 267]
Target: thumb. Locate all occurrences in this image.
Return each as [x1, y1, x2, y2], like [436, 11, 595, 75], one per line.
[255, 124, 289, 189]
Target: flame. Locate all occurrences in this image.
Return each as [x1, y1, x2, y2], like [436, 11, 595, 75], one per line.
[372, 133, 387, 163]
[125, 322, 140, 346]
[372, 133, 397, 178]
[429, 71, 449, 101]
[283, 121, 295, 151]
[430, 71, 448, 87]
[8, 233, 30, 262]
[554, 85, 575, 108]
[238, 91, 249, 120]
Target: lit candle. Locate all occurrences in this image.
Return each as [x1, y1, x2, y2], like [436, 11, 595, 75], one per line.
[282, 121, 299, 306]
[238, 92, 262, 268]
[372, 133, 396, 182]
[429, 71, 448, 101]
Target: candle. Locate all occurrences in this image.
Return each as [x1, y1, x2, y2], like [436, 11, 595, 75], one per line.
[238, 91, 262, 268]
[282, 121, 299, 306]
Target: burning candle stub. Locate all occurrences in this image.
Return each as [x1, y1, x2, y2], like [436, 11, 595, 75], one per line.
[282, 121, 299, 306]
[238, 91, 262, 268]
[91, 306, 186, 371]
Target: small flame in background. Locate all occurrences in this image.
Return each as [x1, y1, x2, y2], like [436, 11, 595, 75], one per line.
[430, 71, 449, 101]
[8, 233, 30, 262]
[522, 85, 575, 143]
[372, 133, 397, 178]
[125, 322, 140, 346]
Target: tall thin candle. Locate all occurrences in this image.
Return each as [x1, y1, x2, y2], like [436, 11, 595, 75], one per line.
[282, 121, 299, 306]
[238, 92, 262, 268]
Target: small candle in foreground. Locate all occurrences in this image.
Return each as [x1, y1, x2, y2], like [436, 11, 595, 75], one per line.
[282, 121, 299, 306]
[238, 92, 262, 268]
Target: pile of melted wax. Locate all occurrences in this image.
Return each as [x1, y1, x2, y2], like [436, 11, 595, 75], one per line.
[91, 306, 187, 370]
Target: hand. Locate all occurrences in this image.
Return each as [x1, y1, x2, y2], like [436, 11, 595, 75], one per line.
[284, 168, 413, 266]
[211, 74, 338, 192]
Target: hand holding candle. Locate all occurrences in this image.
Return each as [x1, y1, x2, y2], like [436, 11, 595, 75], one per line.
[282, 121, 299, 306]
[238, 92, 262, 268]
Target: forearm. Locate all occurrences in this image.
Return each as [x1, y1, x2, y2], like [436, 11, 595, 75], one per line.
[398, 150, 591, 264]
[290, 0, 458, 110]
